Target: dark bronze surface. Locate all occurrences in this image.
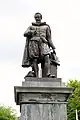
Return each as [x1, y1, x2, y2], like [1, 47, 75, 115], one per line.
[22, 13, 59, 78]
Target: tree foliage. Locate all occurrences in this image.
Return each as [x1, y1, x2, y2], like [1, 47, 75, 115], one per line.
[0, 105, 17, 120]
[67, 80, 80, 120]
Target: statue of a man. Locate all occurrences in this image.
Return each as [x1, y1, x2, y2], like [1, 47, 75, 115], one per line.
[22, 12, 56, 77]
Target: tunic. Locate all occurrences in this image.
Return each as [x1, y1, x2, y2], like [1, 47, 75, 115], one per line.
[22, 22, 55, 67]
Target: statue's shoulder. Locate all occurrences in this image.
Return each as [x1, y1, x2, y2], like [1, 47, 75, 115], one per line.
[29, 25, 33, 29]
[27, 25, 35, 30]
[45, 23, 51, 29]
[45, 24, 51, 33]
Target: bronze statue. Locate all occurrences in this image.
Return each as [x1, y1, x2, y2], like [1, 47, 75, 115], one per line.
[22, 12, 59, 78]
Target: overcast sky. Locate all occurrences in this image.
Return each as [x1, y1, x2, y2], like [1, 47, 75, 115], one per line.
[0, 0, 80, 116]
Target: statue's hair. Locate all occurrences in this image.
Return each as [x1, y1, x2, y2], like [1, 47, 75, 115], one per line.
[34, 12, 42, 19]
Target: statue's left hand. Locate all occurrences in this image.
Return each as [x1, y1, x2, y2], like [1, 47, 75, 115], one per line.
[53, 49, 56, 55]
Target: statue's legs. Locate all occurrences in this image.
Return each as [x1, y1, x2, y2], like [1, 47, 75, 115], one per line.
[32, 59, 39, 77]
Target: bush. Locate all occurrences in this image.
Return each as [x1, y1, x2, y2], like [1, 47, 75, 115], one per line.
[0, 105, 16, 120]
[67, 80, 80, 120]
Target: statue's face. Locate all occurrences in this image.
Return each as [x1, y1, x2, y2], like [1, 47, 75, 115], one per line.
[35, 14, 42, 23]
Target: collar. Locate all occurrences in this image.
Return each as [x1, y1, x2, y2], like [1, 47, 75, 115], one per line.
[32, 22, 46, 26]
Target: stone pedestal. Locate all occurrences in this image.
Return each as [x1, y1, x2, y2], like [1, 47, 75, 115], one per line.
[14, 78, 72, 120]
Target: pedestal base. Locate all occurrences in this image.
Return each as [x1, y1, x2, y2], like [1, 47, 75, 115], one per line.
[14, 78, 72, 120]
[20, 103, 67, 120]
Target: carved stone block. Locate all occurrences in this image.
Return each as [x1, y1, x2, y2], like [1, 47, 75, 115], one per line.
[14, 78, 72, 120]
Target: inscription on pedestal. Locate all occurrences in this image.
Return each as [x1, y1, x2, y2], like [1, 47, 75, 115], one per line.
[19, 93, 67, 103]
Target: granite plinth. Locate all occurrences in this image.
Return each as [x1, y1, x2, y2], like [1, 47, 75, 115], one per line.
[14, 78, 72, 120]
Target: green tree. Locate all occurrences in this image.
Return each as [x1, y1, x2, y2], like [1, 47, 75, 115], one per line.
[67, 80, 80, 120]
[0, 105, 17, 120]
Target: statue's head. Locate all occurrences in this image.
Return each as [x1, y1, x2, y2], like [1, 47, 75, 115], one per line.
[34, 12, 42, 23]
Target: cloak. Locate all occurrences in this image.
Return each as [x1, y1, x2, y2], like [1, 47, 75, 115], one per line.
[22, 22, 56, 67]
[22, 37, 32, 67]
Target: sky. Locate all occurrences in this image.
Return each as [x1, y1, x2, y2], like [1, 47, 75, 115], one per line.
[0, 0, 80, 116]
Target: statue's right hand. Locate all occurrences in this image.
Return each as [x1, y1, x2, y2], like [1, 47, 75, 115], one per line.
[27, 31, 32, 36]
[24, 31, 33, 38]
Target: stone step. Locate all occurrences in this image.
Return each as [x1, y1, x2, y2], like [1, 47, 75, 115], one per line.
[22, 77, 65, 87]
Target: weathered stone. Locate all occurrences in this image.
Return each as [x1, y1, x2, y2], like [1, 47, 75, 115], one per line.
[22, 78, 62, 87]
[20, 104, 67, 120]
[14, 77, 72, 120]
